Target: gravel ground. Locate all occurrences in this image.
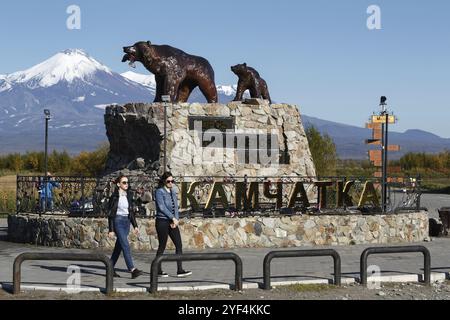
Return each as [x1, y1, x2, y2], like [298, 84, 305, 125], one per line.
[2, 281, 450, 300]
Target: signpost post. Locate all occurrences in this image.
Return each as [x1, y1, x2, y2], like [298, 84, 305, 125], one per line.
[365, 97, 399, 213]
[43, 109, 51, 215]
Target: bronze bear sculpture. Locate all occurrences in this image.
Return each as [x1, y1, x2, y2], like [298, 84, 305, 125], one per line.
[231, 63, 271, 103]
[122, 41, 218, 103]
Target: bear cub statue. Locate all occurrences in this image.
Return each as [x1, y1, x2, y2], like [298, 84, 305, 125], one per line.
[231, 63, 271, 103]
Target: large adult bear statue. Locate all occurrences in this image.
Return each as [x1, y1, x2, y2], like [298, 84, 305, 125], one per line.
[122, 41, 218, 103]
[231, 63, 271, 103]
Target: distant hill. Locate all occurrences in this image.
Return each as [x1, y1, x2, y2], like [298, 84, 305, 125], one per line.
[302, 115, 450, 159]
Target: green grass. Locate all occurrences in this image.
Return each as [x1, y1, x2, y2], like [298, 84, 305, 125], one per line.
[0, 175, 16, 214]
[284, 283, 333, 292]
[420, 178, 450, 194]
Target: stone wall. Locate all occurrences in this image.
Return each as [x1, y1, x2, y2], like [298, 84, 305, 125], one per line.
[8, 212, 429, 250]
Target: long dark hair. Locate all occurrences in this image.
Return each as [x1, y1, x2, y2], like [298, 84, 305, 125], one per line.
[158, 171, 173, 188]
[115, 175, 127, 184]
[113, 174, 130, 194]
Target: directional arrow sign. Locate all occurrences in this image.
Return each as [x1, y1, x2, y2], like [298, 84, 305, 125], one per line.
[366, 139, 381, 145]
[372, 115, 396, 124]
[387, 145, 400, 152]
[369, 150, 382, 161]
[373, 128, 382, 140]
[366, 122, 382, 129]
[373, 160, 382, 167]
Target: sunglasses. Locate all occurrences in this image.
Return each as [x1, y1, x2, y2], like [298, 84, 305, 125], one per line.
[120, 181, 129, 185]
[166, 180, 175, 183]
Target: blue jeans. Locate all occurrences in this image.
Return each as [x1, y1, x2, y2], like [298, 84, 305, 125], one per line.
[40, 197, 53, 212]
[110, 216, 134, 271]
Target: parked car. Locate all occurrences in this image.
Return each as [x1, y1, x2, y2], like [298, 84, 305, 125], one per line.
[69, 198, 94, 216]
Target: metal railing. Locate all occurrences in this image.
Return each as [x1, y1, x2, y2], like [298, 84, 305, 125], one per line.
[16, 176, 99, 216]
[14, 175, 423, 217]
[13, 252, 114, 294]
[149, 253, 243, 293]
[263, 249, 341, 289]
[360, 246, 431, 286]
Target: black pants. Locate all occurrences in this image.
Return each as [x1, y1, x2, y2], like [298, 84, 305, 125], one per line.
[156, 218, 183, 272]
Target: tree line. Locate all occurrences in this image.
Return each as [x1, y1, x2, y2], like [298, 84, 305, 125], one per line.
[1, 131, 449, 178]
[395, 151, 450, 174]
[0, 143, 109, 176]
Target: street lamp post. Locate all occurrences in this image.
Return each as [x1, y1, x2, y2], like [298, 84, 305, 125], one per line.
[379, 96, 388, 214]
[161, 95, 171, 172]
[43, 109, 51, 214]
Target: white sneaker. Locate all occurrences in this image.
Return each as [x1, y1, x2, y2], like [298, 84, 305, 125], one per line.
[158, 271, 169, 278]
[176, 270, 192, 278]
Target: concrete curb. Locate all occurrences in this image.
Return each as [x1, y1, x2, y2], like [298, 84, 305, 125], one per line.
[2, 272, 447, 294]
[114, 287, 147, 293]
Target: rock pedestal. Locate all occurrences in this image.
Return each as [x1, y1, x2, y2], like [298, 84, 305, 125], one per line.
[104, 100, 315, 177]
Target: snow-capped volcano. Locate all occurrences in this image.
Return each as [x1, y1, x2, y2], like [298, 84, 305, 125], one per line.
[0, 49, 245, 153]
[2, 49, 113, 90]
[0, 49, 154, 152]
[121, 71, 156, 90]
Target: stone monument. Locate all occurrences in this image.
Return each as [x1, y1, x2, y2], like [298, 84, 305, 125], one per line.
[97, 99, 316, 214]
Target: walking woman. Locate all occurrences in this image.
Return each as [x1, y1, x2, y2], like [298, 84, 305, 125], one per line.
[107, 175, 143, 279]
[154, 172, 191, 277]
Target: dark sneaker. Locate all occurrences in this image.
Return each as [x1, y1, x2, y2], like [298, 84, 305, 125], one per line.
[176, 270, 192, 278]
[131, 268, 143, 279]
[158, 271, 169, 278]
[113, 271, 121, 278]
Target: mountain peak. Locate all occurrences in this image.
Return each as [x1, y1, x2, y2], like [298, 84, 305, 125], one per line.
[121, 71, 156, 89]
[403, 129, 441, 139]
[61, 48, 89, 56]
[4, 48, 112, 89]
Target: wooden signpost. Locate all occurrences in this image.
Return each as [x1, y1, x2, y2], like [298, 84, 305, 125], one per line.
[365, 97, 400, 213]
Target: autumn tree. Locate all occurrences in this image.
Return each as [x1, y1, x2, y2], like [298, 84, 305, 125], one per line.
[305, 126, 338, 177]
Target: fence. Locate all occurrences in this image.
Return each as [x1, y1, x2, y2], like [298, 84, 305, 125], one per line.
[16, 176, 99, 216]
[149, 252, 243, 293]
[360, 246, 431, 286]
[13, 252, 114, 294]
[263, 249, 341, 289]
[11, 245, 434, 295]
[13, 175, 424, 217]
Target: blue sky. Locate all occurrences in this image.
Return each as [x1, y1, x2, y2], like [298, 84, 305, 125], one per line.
[1, 0, 449, 137]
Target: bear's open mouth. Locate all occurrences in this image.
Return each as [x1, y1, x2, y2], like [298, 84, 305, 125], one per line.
[122, 53, 137, 68]
[122, 53, 135, 63]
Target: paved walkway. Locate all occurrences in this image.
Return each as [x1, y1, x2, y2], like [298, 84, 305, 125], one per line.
[421, 193, 450, 221]
[1, 216, 449, 293]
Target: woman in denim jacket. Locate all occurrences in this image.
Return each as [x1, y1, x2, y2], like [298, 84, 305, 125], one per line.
[154, 172, 192, 278]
